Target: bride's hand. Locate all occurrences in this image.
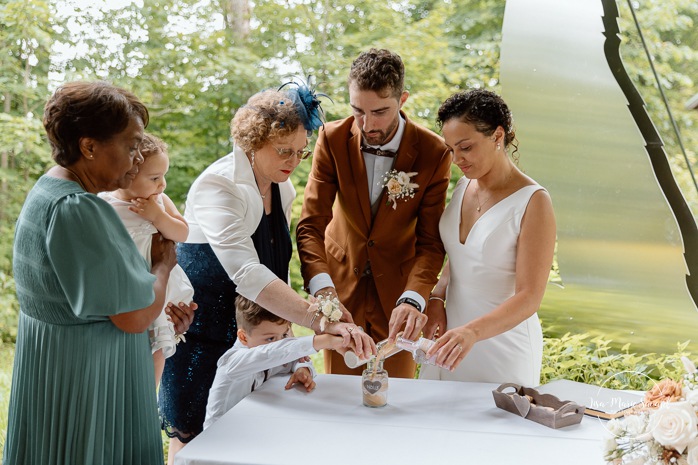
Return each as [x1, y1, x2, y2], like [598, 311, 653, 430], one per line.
[324, 322, 376, 360]
[426, 326, 475, 371]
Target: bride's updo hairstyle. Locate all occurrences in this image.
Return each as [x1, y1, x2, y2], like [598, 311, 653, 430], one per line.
[436, 89, 518, 158]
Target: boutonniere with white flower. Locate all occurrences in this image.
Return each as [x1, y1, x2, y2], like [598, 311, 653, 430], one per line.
[381, 169, 419, 210]
[315, 294, 343, 331]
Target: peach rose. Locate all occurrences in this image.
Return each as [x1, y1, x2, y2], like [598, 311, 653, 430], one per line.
[645, 379, 683, 409]
[386, 178, 402, 196]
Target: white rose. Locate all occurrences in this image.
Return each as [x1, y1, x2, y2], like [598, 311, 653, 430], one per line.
[683, 357, 698, 375]
[624, 414, 648, 437]
[330, 309, 342, 321]
[601, 433, 619, 455]
[648, 401, 698, 453]
[606, 418, 625, 436]
[322, 301, 334, 316]
[685, 389, 698, 406]
[688, 439, 698, 465]
[397, 172, 410, 185]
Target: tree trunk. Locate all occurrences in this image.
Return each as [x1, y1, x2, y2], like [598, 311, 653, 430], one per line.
[1, 92, 10, 204]
[220, 0, 251, 41]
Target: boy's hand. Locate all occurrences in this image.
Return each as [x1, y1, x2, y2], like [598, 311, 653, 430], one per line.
[285, 367, 315, 392]
[312, 334, 345, 352]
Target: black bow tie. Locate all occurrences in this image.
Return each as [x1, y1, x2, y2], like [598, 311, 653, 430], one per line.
[361, 145, 396, 158]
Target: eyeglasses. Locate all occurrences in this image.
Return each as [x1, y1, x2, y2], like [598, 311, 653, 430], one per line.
[272, 146, 313, 160]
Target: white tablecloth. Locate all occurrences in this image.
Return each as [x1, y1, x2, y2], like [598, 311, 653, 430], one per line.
[175, 374, 606, 465]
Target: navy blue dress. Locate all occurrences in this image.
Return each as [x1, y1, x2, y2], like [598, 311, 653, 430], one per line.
[159, 183, 292, 441]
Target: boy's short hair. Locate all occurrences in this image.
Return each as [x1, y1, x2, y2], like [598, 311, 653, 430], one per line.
[348, 48, 405, 99]
[140, 132, 168, 159]
[235, 295, 287, 332]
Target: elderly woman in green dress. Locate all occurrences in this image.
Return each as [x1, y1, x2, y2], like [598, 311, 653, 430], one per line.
[4, 81, 195, 465]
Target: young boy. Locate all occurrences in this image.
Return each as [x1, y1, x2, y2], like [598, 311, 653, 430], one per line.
[203, 296, 344, 430]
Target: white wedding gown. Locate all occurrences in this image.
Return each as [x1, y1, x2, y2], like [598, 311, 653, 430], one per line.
[420, 178, 544, 387]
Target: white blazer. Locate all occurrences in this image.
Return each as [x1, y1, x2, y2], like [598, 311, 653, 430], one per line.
[183, 145, 296, 300]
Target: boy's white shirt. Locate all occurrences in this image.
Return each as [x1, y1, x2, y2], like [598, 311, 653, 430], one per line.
[204, 335, 317, 430]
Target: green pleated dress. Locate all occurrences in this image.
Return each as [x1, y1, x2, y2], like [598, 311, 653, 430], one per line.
[3, 176, 164, 465]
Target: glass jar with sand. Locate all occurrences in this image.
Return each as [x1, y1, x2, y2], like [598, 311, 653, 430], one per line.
[362, 358, 388, 408]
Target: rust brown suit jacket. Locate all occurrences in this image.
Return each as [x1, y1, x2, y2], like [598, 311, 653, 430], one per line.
[297, 112, 451, 323]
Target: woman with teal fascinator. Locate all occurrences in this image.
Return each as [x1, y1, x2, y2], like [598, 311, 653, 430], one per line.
[158, 80, 375, 464]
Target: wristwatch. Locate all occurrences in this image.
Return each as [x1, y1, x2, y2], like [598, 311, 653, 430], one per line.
[396, 297, 422, 312]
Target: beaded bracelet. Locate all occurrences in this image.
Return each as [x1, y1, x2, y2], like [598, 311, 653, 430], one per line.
[428, 295, 446, 305]
[308, 309, 321, 331]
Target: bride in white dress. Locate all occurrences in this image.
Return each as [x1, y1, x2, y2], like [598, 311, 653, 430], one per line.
[419, 89, 556, 387]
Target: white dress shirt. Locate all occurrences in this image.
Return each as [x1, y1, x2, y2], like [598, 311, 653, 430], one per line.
[203, 336, 316, 430]
[364, 115, 405, 204]
[307, 116, 425, 311]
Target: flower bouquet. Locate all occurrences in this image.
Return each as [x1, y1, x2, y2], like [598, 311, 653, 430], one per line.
[381, 170, 418, 210]
[603, 357, 698, 464]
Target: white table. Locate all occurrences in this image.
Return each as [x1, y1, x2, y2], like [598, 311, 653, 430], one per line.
[175, 374, 606, 465]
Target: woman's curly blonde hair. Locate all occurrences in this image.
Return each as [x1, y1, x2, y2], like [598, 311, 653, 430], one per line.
[231, 90, 303, 154]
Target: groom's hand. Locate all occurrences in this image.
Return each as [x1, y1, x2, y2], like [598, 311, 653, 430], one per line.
[388, 304, 427, 343]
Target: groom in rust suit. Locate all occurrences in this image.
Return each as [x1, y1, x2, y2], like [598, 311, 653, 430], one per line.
[297, 49, 451, 378]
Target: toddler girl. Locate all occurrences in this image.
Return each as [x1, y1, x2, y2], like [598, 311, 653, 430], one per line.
[100, 133, 194, 384]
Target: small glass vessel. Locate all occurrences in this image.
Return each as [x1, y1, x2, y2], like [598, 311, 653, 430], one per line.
[344, 338, 401, 369]
[362, 358, 388, 408]
[396, 336, 438, 365]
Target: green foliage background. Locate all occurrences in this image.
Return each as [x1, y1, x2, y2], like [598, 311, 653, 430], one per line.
[1, 0, 697, 345]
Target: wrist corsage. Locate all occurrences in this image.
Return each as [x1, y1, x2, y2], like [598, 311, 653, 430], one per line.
[381, 170, 419, 210]
[314, 294, 343, 331]
[174, 332, 187, 344]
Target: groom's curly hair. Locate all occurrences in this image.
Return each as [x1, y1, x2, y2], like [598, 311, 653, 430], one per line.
[348, 48, 405, 99]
